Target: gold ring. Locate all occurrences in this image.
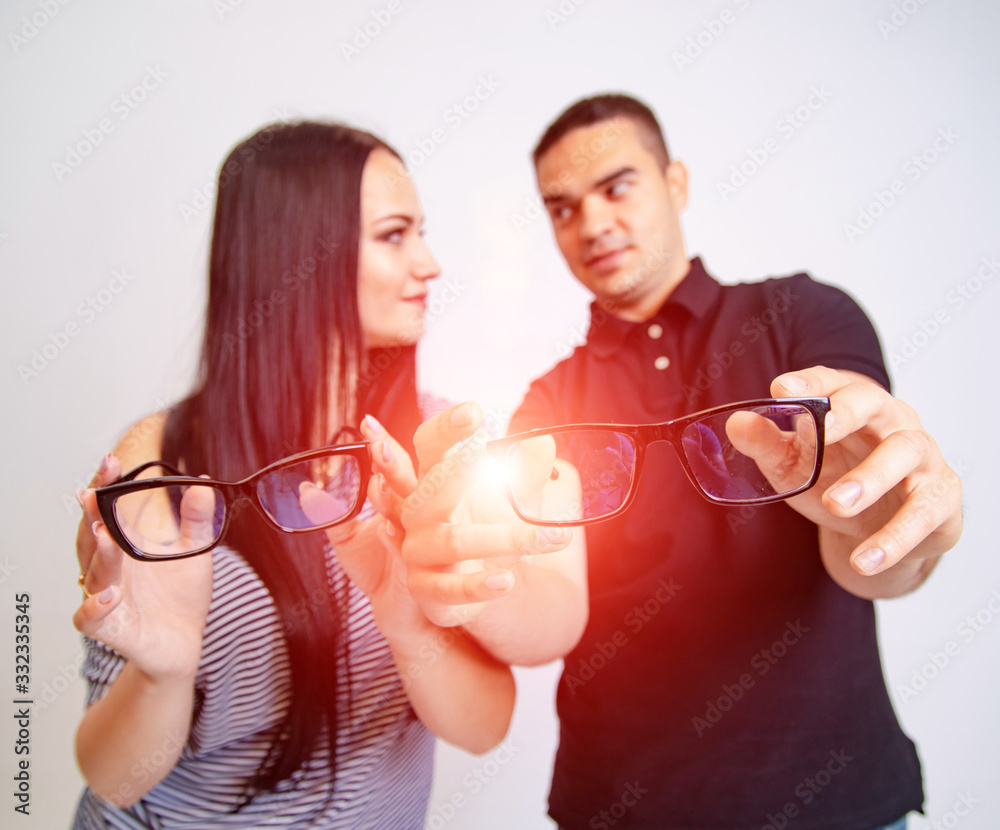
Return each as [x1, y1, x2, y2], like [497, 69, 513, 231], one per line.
[78, 573, 93, 599]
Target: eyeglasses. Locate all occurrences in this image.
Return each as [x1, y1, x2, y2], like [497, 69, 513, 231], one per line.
[95, 442, 371, 561]
[486, 397, 830, 526]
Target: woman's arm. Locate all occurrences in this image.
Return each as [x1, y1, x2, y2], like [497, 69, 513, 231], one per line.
[73, 415, 214, 806]
[323, 513, 515, 753]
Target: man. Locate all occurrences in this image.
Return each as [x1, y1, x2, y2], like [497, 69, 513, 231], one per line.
[374, 94, 962, 829]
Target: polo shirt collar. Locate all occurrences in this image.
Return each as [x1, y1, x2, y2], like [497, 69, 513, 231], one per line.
[587, 256, 720, 358]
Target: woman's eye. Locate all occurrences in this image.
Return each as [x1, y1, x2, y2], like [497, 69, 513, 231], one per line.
[381, 229, 404, 243]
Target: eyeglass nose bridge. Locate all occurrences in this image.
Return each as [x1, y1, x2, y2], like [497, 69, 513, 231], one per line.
[226, 489, 259, 524]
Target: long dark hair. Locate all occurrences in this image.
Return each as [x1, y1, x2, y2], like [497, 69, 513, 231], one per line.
[161, 121, 422, 801]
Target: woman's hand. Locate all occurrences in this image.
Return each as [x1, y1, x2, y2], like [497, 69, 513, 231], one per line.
[304, 415, 426, 641]
[73, 454, 214, 682]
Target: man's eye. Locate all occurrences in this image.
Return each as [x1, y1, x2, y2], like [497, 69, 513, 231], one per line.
[609, 180, 631, 197]
[550, 205, 572, 222]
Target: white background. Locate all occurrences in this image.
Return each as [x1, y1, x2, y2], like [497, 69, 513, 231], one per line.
[2, 1, 998, 828]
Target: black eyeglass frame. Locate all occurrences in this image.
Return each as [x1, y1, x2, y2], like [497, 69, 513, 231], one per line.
[486, 397, 831, 527]
[95, 443, 372, 561]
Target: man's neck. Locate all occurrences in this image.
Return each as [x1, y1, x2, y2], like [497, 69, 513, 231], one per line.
[605, 256, 692, 322]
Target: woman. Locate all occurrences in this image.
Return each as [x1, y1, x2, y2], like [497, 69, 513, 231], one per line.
[71, 122, 516, 828]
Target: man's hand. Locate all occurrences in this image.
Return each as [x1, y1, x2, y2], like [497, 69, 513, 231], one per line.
[360, 403, 587, 665]
[374, 403, 571, 628]
[772, 366, 963, 598]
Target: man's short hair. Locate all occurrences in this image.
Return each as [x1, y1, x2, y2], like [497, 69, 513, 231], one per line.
[533, 93, 671, 171]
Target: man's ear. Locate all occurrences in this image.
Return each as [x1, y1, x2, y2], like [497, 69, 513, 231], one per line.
[665, 160, 689, 211]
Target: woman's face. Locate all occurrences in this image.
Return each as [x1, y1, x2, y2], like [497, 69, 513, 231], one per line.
[357, 148, 440, 349]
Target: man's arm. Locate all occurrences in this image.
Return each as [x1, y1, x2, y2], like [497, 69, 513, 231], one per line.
[772, 367, 962, 599]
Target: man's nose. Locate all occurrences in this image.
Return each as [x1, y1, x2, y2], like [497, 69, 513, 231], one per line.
[578, 194, 615, 242]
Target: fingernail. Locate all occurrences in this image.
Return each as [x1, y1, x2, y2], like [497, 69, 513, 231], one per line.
[781, 375, 808, 395]
[382, 442, 393, 464]
[385, 520, 397, 537]
[485, 572, 513, 592]
[855, 548, 885, 574]
[364, 414, 384, 435]
[91, 521, 102, 537]
[537, 526, 571, 547]
[97, 587, 114, 604]
[450, 404, 473, 427]
[378, 474, 389, 496]
[829, 481, 862, 510]
[99, 453, 112, 474]
[76, 489, 87, 507]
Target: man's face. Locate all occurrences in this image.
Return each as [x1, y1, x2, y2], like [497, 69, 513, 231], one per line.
[535, 118, 690, 322]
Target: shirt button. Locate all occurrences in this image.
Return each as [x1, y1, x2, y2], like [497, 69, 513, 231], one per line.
[647, 323, 663, 340]
[654, 356, 670, 370]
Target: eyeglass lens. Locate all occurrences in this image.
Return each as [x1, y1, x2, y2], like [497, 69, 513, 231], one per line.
[112, 465, 225, 558]
[255, 453, 362, 530]
[111, 453, 363, 558]
[680, 403, 818, 501]
[503, 403, 819, 523]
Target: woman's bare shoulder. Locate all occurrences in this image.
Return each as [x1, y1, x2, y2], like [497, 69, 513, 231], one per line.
[111, 411, 169, 471]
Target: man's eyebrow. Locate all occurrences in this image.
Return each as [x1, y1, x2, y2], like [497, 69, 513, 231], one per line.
[594, 166, 638, 188]
[541, 166, 638, 206]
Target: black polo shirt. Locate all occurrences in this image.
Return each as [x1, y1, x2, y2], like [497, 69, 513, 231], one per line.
[510, 258, 923, 830]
